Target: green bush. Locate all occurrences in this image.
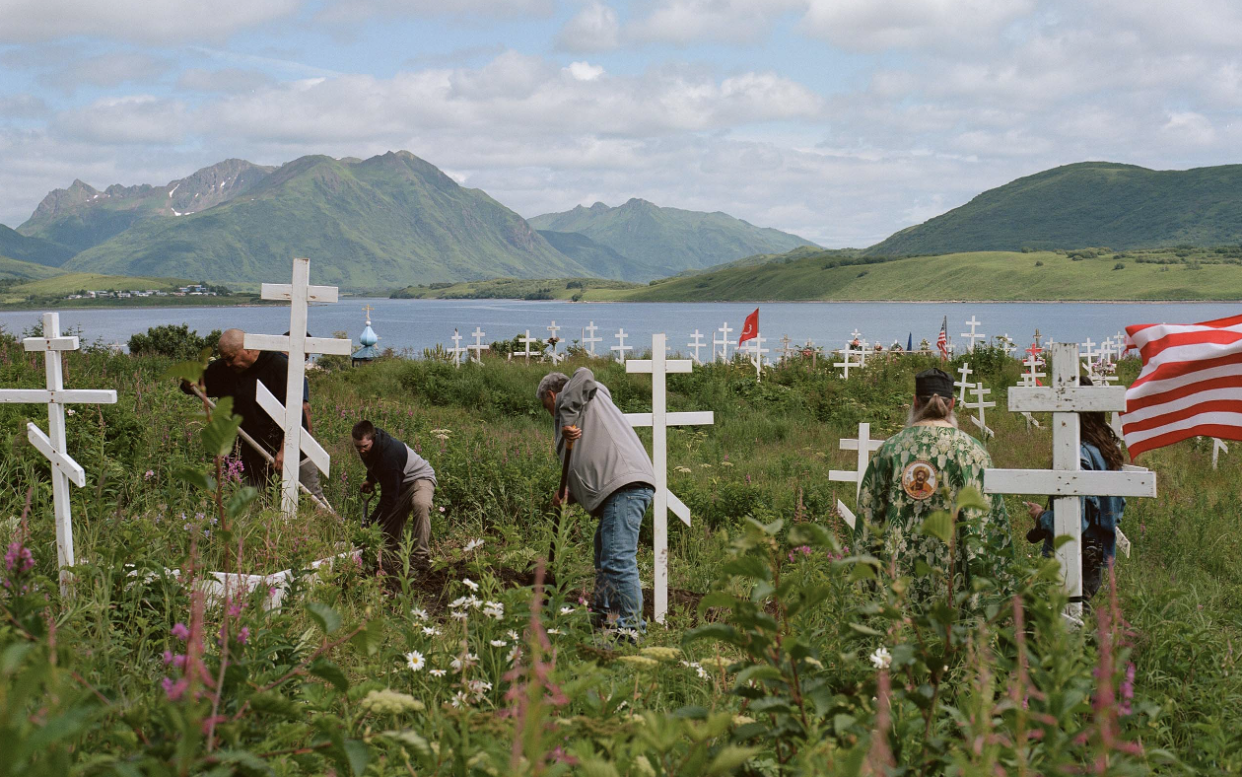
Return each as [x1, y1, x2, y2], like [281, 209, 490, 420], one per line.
[126, 324, 221, 360]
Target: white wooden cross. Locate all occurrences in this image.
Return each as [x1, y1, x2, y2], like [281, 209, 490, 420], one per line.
[961, 316, 985, 351]
[545, 321, 563, 365]
[777, 335, 795, 364]
[714, 321, 733, 363]
[954, 363, 975, 403]
[828, 422, 886, 530]
[582, 321, 602, 357]
[0, 312, 117, 594]
[742, 332, 768, 380]
[611, 328, 632, 363]
[1080, 339, 1098, 378]
[967, 382, 995, 439]
[515, 330, 539, 362]
[984, 343, 1156, 617]
[850, 328, 863, 342]
[243, 258, 352, 517]
[468, 327, 488, 363]
[1019, 352, 1045, 430]
[1213, 438, 1229, 470]
[999, 334, 1016, 358]
[624, 333, 714, 624]
[448, 329, 466, 367]
[835, 345, 863, 379]
[687, 329, 706, 365]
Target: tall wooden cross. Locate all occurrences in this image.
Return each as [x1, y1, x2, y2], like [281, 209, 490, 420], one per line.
[687, 329, 706, 364]
[545, 321, 563, 365]
[967, 381, 995, 439]
[984, 343, 1156, 617]
[828, 422, 885, 499]
[0, 312, 117, 594]
[468, 327, 488, 363]
[624, 334, 714, 624]
[742, 331, 767, 380]
[954, 363, 975, 403]
[714, 321, 733, 363]
[243, 258, 352, 516]
[448, 329, 466, 367]
[777, 334, 794, 364]
[611, 328, 632, 363]
[836, 345, 863, 379]
[516, 331, 538, 362]
[999, 334, 1016, 358]
[582, 321, 602, 356]
[961, 316, 985, 350]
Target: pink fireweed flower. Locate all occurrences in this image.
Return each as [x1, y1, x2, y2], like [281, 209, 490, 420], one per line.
[5, 541, 34, 574]
[144, 470, 154, 481]
[1120, 662, 1135, 715]
[171, 622, 190, 641]
[161, 676, 189, 701]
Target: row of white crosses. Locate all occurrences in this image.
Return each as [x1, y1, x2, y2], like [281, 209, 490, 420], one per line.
[442, 328, 491, 366]
[244, 258, 352, 518]
[984, 343, 1157, 619]
[623, 334, 714, 624]
[0, 313, 118, 595]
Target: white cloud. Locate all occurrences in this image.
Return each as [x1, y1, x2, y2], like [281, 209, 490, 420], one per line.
[628, 0, 803, 45]
[801, 0, 1035, 51]
[176, 68, 273, 93]
[1161, 111, 1216, 146]
[0, 0, 302, 44]
[566, 61, 605, 81]
[52, 95, 189, 144]
[556, 1, 621, 52]
[38, 52, 173, 92]
[316, 0, 554, 24]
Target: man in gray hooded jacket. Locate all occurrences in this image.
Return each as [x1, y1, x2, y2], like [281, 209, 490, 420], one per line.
[538, 368, 655, 631]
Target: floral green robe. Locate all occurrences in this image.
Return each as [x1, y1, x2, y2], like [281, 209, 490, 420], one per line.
[855, 423, 1012, 594]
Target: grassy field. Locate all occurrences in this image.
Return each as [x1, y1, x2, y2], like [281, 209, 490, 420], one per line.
[393, 276, 641, 301]
[2, 331, 1241, 774]
[0, 255, 66, 282]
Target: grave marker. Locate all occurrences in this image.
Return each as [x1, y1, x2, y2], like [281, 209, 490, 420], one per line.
[582, 321, 602, 356]
[742, 331, 768, 380]
[967, 381, 995, 439]
[954, 363, 975, 403]
[545, 321, 563, 365]
[611, 328, 632, 363]
[624, 334, 715, 624]
[468, 327, 488, 363]
[687, 329, 706, 365]
[961, 316, 985, 351]
[984, 343, 1156, 617]
[827, 422, 885, 499]
[0, 312, 117, 594]
[243, 258, 352, 516]
[714, 321, 734, 363]
[515, 331, 539, 362]
[448, 329, 466, 367]
[1213, 438, 1229, 470]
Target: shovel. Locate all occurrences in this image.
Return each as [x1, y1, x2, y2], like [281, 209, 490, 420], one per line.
[548, 431, 577, 564]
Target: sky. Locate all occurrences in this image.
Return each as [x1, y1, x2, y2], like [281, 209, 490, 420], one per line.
[1, 0, 1240, 247]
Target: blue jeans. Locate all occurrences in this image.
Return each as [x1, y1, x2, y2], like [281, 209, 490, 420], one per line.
[592, 485, 653, 631]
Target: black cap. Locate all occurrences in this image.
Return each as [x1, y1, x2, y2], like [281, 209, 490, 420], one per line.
[915, 368, 954, 398]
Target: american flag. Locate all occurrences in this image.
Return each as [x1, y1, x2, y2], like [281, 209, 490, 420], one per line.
[936, 316, 949, 360]
[1121, 313, 1242, 458]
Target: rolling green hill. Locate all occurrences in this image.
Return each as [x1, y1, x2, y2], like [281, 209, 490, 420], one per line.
[64, 152, 591, 289]
[0, 255, 66, 281]
[536, 230, 674, 280]
[617, 247, 1242, 301]
[392, 276, 639, 301]
[529, 198, 818, 275]
[868, 162, 1242, 256]
[0, 224, 75, 267]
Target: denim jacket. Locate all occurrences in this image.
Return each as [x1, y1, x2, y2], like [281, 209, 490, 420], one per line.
[1034, 442, 1126, 560]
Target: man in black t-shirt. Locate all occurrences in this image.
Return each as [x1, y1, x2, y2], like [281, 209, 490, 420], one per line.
[181, 329, 325, 503]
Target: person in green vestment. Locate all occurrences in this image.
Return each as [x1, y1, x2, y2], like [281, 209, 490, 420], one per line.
[855, 368, 1012, 596]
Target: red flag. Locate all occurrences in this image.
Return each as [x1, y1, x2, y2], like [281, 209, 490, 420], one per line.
[1121, 313, 1242, 458]
[738, 308, 759, 346]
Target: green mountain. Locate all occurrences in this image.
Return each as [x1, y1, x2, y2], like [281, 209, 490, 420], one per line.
[529, 198, 818, 274]
[0, 254, 66, 281]
[536, 229, 675, 279]
[868, 162, 1242, 256]
[63, 152, 592, 289]
[18, 159, 274, 255]
[0, 224, 75, 267]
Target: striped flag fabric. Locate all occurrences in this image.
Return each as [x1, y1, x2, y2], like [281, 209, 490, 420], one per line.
[936, 316, 949, 360]
[1121, 313, 1242, 458]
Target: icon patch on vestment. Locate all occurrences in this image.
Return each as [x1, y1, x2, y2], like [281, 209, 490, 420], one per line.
[901, 460, 938, 501]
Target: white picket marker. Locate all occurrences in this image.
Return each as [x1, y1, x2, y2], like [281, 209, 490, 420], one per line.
[516, 331, 539, 362]
[624, 334, 715, 624]
[582, 321, 602, 356]
[243, 258, 352, 517]
[448, 329, 466, 367]
[0, 312, 117, 594]
[954, 363, 975, 403]
[687, 329, 707, 365]
[1213, 438, 1229, 470]
[468, 327, 488, 363]
[967, 382, 996, 439]
[611, 328, 632, 363]
[714, 322, 733, 363]
[828, 422, 885, 499]
[545, 321, 563, 364]
[961, 316, 985, 351]
[985, 343, 1157, 618]
[742, 331, 768, 380]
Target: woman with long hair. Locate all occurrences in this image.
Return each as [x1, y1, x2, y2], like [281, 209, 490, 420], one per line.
[1024, 376, 1126, 602]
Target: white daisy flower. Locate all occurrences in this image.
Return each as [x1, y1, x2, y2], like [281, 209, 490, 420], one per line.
[410, 607, 428, 620]
[450, 611, 468, 621]
[467, 596, 483, 609]
[507, 645, 522, 664]
[449, 596, 471, 610]
[482, 601, 504, 619]
[546, 628, 563, 635]
[451, 691, 470, 708]
[463, 539, 484, 553]
[507, 630, 519, 641]
[405, 650, 425, 672]
[462, 578, 479, 592]
[490, 639, 507, 647]
[559, 606, 574, 615]
[422, 626, 441, 636]
[870, 647, 893, 670]
[429, 669, 447, 678]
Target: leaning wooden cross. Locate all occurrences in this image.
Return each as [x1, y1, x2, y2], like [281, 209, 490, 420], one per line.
[0, 312, 117, 594]
[624, 334, 714, 625]
[984, 342, 1157, 618]
[967, 381, 996, 439]
[827, 422, 885, 529]
[243, 258, 352, 517]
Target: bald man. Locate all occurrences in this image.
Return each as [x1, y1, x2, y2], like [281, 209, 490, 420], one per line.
[181, 328, 326, 503]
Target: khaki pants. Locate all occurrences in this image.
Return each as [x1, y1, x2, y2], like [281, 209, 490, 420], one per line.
[379, 478, 434, 564]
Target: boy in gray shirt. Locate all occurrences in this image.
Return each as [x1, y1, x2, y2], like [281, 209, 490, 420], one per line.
[351, 420, 437, 571]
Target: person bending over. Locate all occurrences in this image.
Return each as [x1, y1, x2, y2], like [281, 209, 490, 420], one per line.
[351, 420, 437, 571]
